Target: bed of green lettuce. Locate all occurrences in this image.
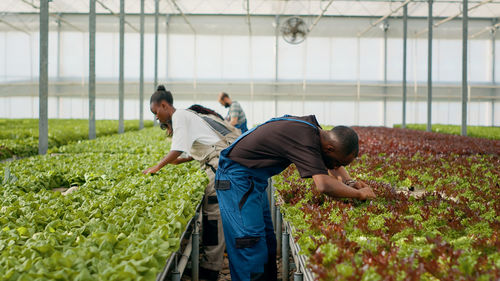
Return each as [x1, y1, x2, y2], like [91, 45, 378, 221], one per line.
[393, 124, 500, 140]
[0, 119, 154, 160]
[0, 127, 207, 281]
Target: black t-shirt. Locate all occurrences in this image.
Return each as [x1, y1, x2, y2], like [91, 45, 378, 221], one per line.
[227, 115, 329, 178]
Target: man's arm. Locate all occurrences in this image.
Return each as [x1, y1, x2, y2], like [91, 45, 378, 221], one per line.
[328, 166, 369, 190]
[328, 166, 351, 181]
[143, 150, 183, 174]
[229, 116, 239, 126]
[312, 174, 376, 200]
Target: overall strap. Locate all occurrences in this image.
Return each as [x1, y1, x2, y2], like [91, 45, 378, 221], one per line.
[266, 116, 318, 131]
[187, 109, 232, 137]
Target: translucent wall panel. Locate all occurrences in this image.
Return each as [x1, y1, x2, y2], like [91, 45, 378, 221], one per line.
[96, 33, 117, 79]
[387, 38, 403, 82]
[305, 37, 330, 80]
[495, 102, 500, 125]
[276, 100, 306, 116]
[5, 32, 32, 81]
[495, 41, 500, 82]
[144, 33, 167, 81]
[222, 35, 250, 80]
[468, 102, 491, 126]
[1, 96, 497, 127]
[251, 36, 274, 80]
[168, 34, 195, 79]
[96, 98, 118, 119]
[359, 38, 382, 81]
[60, 32, 88, 78]
[408, 38, 428, 83]
[359, 101, 383, 125]
[328, 101, 356, 126]
[247, 100, 275, 125]
[387, 101, 402, 125]
[278, 39, 305, 80]
[436, 39, 460, 82]
[1, 97, 38, 118]
[124, 33, 140, 79]
[48, 32, 58, 79]
[331, 38, 357, 81]
[0, 33, 4, 79]
[196, 35, 222, 80]
[407, 101, 427, 124]
[469, 40, 488, 83]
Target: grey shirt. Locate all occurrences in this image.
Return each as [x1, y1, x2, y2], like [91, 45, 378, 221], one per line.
[226, 101, 246, 126]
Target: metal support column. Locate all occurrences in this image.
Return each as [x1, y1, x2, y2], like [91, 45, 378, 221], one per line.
[491, 20, 496, 127]
[294, 271, 304, 281]
[269, 179, 276, 230]
[461, 0, 468, 136]
[153, 0, 159, 126]
[427, 0, 433, 132]
[118, 0, 125, 134]
[57, 19, 61, 79]
[402, 4, 408, 128]
[383, 20, 389, 127]
[276, 206, 282, 256]
[89, 0, 96, 139]
[282, 228, 290, 281]
[274, 15, 279, 117]
[154, 0, 159, 89]
[39, 0, 49, 155]
[165, 14, 170, 82]
[139, 0, 145, 129]
[171, 255, 180, 281]
[191, 211, 200, 281]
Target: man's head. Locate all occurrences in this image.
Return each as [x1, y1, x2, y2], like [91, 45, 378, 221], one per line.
[320, 126, 359, 170]
[218, 92, 232, 108]
[150, 85, 175, 125]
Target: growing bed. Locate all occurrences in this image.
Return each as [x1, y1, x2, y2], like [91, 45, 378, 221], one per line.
[0, 128, 207, 280]
[275, 126, 500, 281]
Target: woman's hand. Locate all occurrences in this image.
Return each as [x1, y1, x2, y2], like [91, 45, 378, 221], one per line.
[143, 165, 160, 175]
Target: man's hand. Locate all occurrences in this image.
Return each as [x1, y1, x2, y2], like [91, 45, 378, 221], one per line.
[353, 180, 369, 190]
[357, 187, 376, 200]
[143, 165, 160, 175]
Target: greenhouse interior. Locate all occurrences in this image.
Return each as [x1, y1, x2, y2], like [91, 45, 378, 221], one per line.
[0, 0, 499, 280]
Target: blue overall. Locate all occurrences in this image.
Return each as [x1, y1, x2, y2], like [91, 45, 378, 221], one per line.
[215, 116, 318, 281]
[235, 120, 248, 133]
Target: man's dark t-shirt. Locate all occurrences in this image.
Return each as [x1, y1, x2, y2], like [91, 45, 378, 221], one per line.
[227, 115, 329, 178]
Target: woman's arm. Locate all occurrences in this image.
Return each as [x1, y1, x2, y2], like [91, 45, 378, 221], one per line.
[142, 150, 183, 174]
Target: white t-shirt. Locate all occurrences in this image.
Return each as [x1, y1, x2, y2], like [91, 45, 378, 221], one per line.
[170, 109, 221, 153]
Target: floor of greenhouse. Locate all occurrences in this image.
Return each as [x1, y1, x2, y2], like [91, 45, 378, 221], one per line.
[181, 252, 295, 281]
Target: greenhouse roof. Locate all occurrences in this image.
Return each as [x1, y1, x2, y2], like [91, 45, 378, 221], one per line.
[0, 0, 499, 18]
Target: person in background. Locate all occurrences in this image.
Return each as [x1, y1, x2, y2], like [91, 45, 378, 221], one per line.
[143, 85, 241, 281]
[214, 115, 376, 281]
[218, 92, 248, 133]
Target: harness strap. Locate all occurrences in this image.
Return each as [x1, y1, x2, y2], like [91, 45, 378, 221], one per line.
[187, 109, 233, 138]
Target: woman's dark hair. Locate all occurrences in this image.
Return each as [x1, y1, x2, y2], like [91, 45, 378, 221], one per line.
[188, 104, 224, 121]
[150, 85, 173, 105]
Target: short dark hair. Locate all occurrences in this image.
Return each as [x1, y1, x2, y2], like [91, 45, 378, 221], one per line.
[220, 92, 229, 99]
[331, 126, 359, 157]
[150, 85, 173, 105]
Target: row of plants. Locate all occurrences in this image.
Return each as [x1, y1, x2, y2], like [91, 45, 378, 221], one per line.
[0, 127, 207, 280]
[394, 124, 500, 140]
[275, 126, 500, 280]
[0, 119, 154, 160]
